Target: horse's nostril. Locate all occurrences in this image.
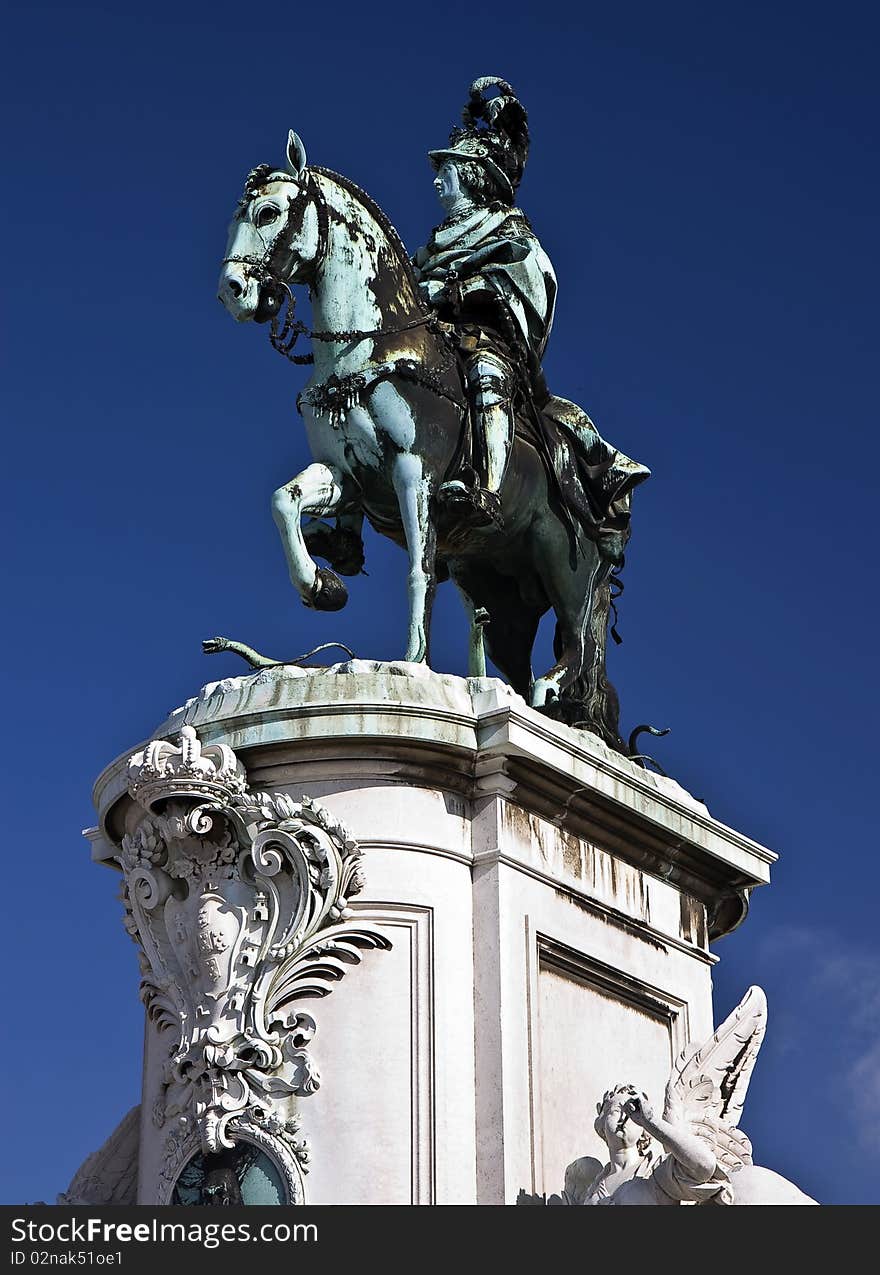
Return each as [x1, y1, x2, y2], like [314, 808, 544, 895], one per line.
[227, 276, 243, 299]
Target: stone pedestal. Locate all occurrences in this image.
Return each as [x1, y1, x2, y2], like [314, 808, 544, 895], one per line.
[86, 662, 774, 1205]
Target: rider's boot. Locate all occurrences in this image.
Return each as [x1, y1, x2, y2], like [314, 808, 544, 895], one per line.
[438, 352, 513, 529]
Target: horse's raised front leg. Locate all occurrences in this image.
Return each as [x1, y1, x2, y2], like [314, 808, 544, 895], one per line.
[302, 510, 365, 576]
[271, 463, 349, 611]
[391, 452, 437, 663]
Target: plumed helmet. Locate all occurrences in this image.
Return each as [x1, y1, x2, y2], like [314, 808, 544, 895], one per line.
[428, 76, 530, 204]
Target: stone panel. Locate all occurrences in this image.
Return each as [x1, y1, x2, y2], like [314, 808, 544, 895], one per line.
[534, 948, 683, 1195]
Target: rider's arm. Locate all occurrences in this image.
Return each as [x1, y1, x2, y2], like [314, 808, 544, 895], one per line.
[448, 236, 532, 278]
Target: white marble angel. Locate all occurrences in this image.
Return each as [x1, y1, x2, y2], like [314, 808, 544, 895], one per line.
[558, 987, 816, 1206]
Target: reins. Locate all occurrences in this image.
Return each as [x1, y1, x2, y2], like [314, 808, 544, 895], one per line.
[270, 299, 442, 366]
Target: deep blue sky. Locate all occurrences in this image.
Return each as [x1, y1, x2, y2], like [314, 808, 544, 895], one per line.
[2, 0, 878, 1205]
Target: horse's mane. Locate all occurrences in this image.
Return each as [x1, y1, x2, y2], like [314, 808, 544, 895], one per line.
[309, 166, 419, 293]
[240, 162, 420, 295]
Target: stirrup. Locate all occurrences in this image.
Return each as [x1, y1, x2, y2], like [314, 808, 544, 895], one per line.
[437, 481, 504, 530]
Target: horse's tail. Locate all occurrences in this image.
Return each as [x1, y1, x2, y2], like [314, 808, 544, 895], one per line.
[562, 575, 627, 752]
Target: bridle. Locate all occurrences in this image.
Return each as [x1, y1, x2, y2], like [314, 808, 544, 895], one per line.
[222, 167, 439, 366]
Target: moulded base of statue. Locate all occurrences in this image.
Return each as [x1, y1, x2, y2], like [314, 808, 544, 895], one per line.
[72, 661, 776, 1206]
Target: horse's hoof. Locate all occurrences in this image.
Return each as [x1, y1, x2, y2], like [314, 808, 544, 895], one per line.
[302, 522, 365, 576]
[307, 567, 349, 612]
[530, 679, 557, 710]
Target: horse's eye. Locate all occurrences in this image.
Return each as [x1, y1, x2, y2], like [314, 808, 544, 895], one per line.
[255, 204, 280, 228]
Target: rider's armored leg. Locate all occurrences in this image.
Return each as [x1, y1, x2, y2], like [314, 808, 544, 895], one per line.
[438, 349, 514, 528]
[469, 351, 515, 497]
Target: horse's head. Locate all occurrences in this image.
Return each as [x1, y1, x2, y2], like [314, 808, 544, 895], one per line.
[218, 131, 320, 323]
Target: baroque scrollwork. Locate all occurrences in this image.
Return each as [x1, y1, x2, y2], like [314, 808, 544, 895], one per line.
[155, 1109, 310, 1205]
[118, 725, 391, 1165]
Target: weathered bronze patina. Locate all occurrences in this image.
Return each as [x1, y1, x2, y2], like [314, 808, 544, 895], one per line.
[217, 79, 650, 753]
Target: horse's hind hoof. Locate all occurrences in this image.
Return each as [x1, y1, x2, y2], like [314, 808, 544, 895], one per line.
[307, 567, 349, 612]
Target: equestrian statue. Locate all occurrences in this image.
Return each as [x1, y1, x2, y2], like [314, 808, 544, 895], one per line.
[217, 78, 650, 752]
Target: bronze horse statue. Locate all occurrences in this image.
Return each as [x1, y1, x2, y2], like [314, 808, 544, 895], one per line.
[217, 131, 648, 752]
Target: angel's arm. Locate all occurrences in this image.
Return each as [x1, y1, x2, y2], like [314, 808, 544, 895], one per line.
[623, 1095, 716, 1183]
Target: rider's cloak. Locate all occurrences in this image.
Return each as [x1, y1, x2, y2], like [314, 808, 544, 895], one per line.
[413, 206, 650, 562]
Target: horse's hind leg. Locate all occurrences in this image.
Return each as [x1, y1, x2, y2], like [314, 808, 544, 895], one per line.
[451, 568, 540, 698]
[271, 462, 349, 611]
[531, 532, 606, 711]
[451, 583, 490, 677]
[391, 452, 436, 663]
[484, 603, 540, 698]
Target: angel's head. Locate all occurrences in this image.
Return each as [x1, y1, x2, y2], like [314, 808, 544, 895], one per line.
[594, 1085, 653, 1157]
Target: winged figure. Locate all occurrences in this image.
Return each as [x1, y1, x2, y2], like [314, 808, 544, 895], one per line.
[57, 1105, 140, 1205]
[544, 987, 817, 1206]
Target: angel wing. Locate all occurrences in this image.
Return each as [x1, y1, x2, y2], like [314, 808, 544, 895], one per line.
[662, 985, 767, 1177]
[664, 985, 766, 1125]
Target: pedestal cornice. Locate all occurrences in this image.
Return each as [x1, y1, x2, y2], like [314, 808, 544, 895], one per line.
[89, 662, 775, 940]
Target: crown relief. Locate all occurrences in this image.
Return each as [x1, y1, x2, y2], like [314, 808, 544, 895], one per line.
[128, 724, 247, 811]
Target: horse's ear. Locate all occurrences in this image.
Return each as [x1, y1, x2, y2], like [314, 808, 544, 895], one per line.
[286, 130, 307, 175]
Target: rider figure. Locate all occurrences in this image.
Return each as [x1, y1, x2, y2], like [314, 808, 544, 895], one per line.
[412, 78, 556, 529]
